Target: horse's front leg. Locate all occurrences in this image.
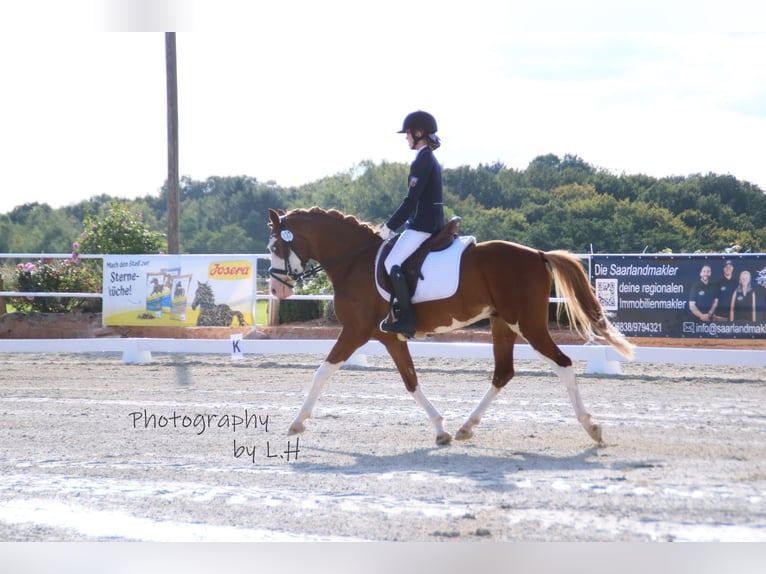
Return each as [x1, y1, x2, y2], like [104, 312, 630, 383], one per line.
[288, 330, 364, 435]
[287, 360, 343, 435]
[385, 338, 452, 445]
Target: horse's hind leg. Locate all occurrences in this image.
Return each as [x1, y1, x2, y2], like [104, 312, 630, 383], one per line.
[555, 361, 602, 443]
[526, 328, 603, 443]
[456, 316, 517, 441]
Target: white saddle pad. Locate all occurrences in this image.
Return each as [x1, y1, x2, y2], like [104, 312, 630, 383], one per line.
[375, 236, 476, 303]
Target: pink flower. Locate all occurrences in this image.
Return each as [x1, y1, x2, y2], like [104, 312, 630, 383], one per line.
[72, 242, 80, 250]
[72, 253, 79, 262]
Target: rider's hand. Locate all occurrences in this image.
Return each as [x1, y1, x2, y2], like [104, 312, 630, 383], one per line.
[378, 224, 392, 240]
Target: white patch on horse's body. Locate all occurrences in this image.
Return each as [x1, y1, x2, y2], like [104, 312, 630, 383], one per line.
[403, 307, 494, 340]
[431, 307, 494, 334]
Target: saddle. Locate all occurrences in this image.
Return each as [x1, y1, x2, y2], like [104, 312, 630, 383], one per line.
[377, 216, 461, 295]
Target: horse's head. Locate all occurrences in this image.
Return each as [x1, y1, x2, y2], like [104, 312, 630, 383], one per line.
[267, 208, 308, 299]
[268, 207, 382, 300]
[191, 280, 213, 310]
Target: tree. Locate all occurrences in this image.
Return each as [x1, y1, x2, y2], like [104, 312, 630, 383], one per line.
[183, 224, 255, 254]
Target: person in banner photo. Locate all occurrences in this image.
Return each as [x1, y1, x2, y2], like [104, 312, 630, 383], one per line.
[730, 269, 757, 322]
[713, 260, 737, 322]
[756, 265, 766, 321]
[688, 263, 717, 322]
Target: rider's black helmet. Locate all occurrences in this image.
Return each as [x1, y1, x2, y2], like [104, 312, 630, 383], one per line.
[397, 110, 438, 134]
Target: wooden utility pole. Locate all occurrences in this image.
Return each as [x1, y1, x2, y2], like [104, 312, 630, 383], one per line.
[165, 32, 180, 254]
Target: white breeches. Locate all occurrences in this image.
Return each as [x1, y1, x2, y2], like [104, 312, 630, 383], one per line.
[384, 229, 431, 274]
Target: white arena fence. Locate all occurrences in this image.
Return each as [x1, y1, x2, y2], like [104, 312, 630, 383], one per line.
[1, 253, 764, 372]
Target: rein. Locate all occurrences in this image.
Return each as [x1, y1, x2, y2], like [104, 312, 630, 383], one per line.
[269, 215, 380, 287]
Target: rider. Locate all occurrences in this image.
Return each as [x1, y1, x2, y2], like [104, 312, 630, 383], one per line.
[378, 110, 444, 337]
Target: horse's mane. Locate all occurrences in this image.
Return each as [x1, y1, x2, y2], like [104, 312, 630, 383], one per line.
[286, 207, 378, 237]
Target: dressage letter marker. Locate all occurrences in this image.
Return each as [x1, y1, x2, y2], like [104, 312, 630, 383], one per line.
[230, 334, 244, 361]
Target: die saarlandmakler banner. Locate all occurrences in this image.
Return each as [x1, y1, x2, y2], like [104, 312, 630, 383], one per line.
[102, 255, 256, 327]
[591, 254, 766, 339]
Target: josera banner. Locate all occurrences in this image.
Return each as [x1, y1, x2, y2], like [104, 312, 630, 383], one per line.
[102, 255, 256, 327]
[591, 254, 766, 339]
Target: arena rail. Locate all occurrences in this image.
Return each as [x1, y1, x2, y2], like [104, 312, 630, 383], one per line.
[2, 253, 765, 372]
[0, 337, 764, 372]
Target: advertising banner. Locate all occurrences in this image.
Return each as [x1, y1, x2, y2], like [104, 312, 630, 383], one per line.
[591, 254, 766, 339]
[102, 255, 255, 327]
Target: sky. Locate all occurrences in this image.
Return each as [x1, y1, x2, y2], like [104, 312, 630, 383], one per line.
[1, 1, 765, 215]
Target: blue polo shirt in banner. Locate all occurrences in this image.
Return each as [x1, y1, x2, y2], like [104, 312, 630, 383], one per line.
[385, 147, 444, 234]
[689, 279, 717, 316]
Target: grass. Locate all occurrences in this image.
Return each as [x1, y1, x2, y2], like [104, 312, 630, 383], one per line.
[255, 300, 268, 325]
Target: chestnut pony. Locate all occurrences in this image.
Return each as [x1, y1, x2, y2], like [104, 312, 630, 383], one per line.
[268, 207, 633, 446]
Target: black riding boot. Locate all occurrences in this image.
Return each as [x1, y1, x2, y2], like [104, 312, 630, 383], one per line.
[381, 265, 416, 337]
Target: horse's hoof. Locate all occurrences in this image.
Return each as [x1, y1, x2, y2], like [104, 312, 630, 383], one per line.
[288, 422, 305, 436]
[435, 432, 452, 446]
[587, 423, 603, 444]
[455, 427, 474, 441]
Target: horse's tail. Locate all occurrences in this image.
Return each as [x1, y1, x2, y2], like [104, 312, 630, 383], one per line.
[542, 250, 635, 360]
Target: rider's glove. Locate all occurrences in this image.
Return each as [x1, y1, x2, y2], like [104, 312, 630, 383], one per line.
[378, 224, 392, 240]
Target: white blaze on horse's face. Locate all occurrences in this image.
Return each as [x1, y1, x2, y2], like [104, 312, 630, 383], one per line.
[268, 234, 302, 299]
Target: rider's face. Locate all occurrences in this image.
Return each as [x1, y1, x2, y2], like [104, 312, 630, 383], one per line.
[405, 129, 423, 149]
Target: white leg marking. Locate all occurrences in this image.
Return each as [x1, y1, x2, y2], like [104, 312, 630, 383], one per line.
[456, 384, 501, 441]
[553, 363, 602, 442]
[410, 386, 452, 445]
[553, 364, 588, 419]
[288, 360, 343, 435]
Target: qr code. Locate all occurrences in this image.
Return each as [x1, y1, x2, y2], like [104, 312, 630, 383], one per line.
[595, 278, 618, 310]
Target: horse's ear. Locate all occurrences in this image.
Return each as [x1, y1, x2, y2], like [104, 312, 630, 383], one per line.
[268, 209, 281, 229]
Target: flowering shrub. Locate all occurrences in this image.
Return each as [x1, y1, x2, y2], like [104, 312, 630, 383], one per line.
[11, 203, 167, 313]
[77, 203, 166, 255]
[11, 257, 101, 313]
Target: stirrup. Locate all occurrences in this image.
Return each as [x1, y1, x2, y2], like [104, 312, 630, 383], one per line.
[380, 317, 415, 337]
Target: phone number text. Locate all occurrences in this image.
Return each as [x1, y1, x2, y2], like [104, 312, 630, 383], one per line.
[614, 321, 663, 334]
